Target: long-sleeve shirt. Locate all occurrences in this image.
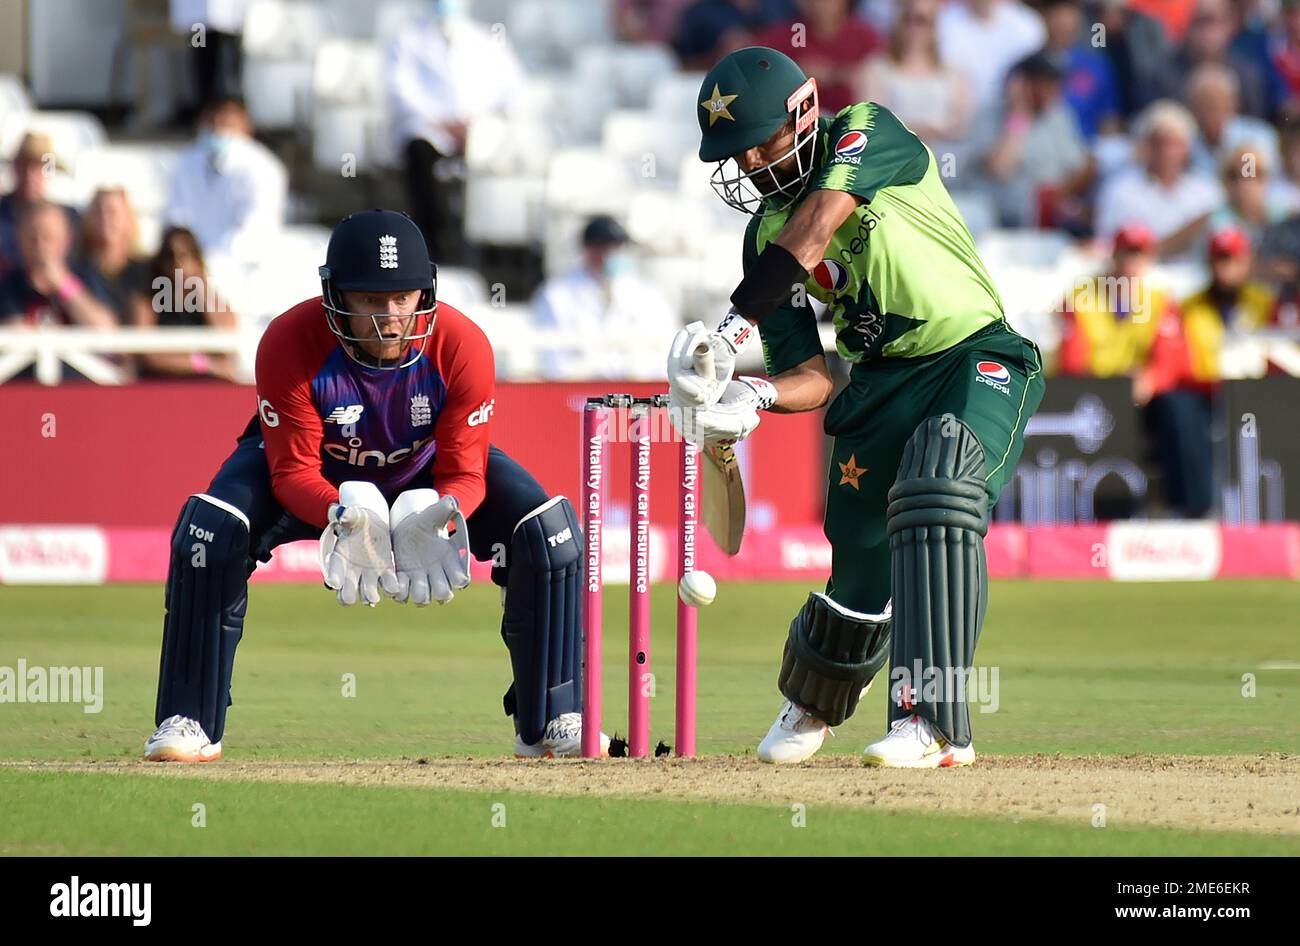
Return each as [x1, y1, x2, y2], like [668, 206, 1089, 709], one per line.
[254, 297, 494, 528]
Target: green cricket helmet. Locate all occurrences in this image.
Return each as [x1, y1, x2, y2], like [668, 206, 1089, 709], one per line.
[696, 46, 820, 216]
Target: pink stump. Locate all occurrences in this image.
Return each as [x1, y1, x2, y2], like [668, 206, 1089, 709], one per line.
[581, 402, 607, 759]
[628, 404, 652, 758]
[676, 436, 700, 757]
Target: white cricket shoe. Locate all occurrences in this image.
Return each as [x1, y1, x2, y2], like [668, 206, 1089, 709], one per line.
[757, 700, 829, 764]
[144, 714, 222, 763]
[862, 713, 975, 768]
[515, 712, 611, 759]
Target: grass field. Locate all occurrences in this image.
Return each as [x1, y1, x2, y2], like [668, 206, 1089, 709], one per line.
[1, 580, 1298, 855]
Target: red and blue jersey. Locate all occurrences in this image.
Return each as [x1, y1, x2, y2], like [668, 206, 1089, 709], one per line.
[254, 297, 494, 528]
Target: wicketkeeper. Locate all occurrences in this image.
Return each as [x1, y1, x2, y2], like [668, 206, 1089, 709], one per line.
[671, 48, 1046, 767]
[146, 209, 604, 761]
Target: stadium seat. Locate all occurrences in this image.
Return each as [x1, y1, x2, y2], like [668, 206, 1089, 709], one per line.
[1, 110, 108, 167]
[73, 143, 182, 220]
[313, 104, 381, 174]
[242, 58, 314, 132]
[243, 0, 329, 58]
[0, 74, 31, 123]
[650, 72, 708, 119]
[575, 44, 677, 109]
[601, 110, 696, 184]
[242, 0, 327, 131]
[544, 148, 633, 216]
[506, 0, 613, 69]
[313, 41, 383, 107]
[466, 115, 552, 177]
[465, 175, 545, 245]
[437, 266, 491, 307]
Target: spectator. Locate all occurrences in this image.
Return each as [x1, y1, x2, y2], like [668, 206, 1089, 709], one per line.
[1255, 206, 1300, 313]
[858, 0, 971, 149]
[751, 0, 884, 115]
[936, 0, 1046, 115]
[671, 0, 796, 70]
[163, 97, 287, 266]
[1136, 227, 1274, 516]
[1185, 62, 1279, 176]
[1229, 0, 1289, 118]
[0, 132, 79, 276]
[387, 5, 525, 263]
[1090, 0, 1180, 119]
[978, 52, 1093, 228]
[0, 201, 117, 329]
[615, 0, 696, 42]
[1040, 0, 1122, 139]
[1271, 120, 1300, 209]
[531, 216, 677, 380]
[1172, 0, 1274, 118]
[76, 188, 150, 324]
[1271, 0, 1300, 108]
[132, 226, 238, 380]
[1130, 0, 1196, 43]
[1055, 223, 1178, 377]
[1094, 100, 1224, 253]
[1202, 144, 1292, 247]
[170, 0, 247, 117]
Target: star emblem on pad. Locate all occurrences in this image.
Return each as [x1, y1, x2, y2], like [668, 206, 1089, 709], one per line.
[700, 84, 739, 126]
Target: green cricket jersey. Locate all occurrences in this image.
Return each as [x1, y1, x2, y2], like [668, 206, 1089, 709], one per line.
[749, 102, 1006, 376]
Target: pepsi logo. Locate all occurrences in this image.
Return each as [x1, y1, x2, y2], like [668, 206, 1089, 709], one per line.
[834, 131, 869, 157]
[977, 361, 1011, 385]
[812, 258, 850, 293]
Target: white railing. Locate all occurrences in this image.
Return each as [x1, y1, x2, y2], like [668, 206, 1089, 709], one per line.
[3, 322, 1296, 385]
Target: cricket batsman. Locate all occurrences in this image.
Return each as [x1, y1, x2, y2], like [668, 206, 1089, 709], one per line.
[671, 48, 1045, 767]
[145, 209, 605, 761]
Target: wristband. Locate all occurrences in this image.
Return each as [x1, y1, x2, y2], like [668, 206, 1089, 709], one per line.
[716, 308, 756, 354]
[191, 351, 212, 374]
[737, 375, 777, 410]
[55, 273, 83, 302]
[729, 242, 809, 322]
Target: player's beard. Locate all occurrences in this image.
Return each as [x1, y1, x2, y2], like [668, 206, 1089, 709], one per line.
[752, 133, 816, 199]
[349, 314, 418, 366]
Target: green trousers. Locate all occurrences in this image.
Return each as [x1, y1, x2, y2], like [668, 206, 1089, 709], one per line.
[822, 321, 1045, 612]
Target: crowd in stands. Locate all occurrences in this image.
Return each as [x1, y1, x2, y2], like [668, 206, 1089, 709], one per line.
[2, 0, 1299, 509]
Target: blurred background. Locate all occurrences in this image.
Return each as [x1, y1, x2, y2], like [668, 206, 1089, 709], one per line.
[3, 0, 1300, 586]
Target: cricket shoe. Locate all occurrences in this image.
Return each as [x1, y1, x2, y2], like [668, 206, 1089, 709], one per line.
[144, 714, 222, 763]
[757, 700, 830, 764]
[862, 713, 974, 768]
[515, 713, 611, 759]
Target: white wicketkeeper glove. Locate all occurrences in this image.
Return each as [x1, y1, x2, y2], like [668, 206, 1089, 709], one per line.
[689, 376, 777, 445]
[318, 481, 399, 607]
[667, 310, 756, 410]
[390, 489, 471, 606]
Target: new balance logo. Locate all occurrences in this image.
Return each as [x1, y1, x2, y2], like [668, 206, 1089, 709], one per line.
[324, 405, 365, 424]
[379, 234, 398, 269]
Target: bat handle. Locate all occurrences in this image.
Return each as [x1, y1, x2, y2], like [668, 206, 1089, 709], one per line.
[692, 340, 714, 380]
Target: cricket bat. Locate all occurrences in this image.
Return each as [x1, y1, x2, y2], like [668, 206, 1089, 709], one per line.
[691, 341, 745, 555]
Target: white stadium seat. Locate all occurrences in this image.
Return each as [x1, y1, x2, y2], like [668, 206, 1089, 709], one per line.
[601, 110, 697, 183]
[466, 115, 553, 177]
[312, 103, 382, 173]
[73, 143, 182, 219]
[465, 175, 545, 245]
[544, 148, 633, 216]
[313, 41, 383, 107]
[242, 0, 329, 58]
[0, 74, 32, 124]
[242, 59, 314, 132]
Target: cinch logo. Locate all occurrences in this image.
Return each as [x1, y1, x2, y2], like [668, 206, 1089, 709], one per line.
[975, 360, 1011, 394]
[812, 258, 850, 293]
[835, 131, 868, 157]
[324, 434, 432, 467]
[468, 399, 495, 427]
[324, 405, 364, 424]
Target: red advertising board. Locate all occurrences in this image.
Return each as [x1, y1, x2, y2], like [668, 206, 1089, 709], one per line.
[5, 381, 825, 532]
